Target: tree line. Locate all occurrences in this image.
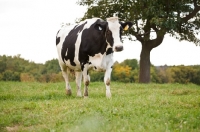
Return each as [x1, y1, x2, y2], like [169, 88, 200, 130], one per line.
[0, 55, 63, 82]
[0, 55, 200, 85]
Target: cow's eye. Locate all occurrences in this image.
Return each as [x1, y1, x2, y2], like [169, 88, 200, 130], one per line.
[98, 26, 102, 31]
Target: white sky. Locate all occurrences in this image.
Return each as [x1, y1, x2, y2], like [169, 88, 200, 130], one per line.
[0, 0, 200, 66]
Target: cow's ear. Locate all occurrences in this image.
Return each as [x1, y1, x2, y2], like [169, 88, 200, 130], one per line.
[121, 22, 133, 31]
[95, 22, 107, 31]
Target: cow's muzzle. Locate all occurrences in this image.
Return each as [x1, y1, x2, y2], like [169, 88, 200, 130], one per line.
[114, 45, 123, 52]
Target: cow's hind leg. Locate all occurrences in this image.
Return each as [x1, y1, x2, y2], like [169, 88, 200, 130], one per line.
[83, 74, 90, 98]
[84, 74, 90, 97]
[61, 67, 72, 96]
[75, 72, 82, 97]
[82, 63, 90, 98]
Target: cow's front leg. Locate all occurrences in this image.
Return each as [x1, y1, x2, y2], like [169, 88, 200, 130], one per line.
[104, 66, 112, 98]
[61, 67, 72, 96]
[75, 72, 82, 97]
[82, 63, 90, 97]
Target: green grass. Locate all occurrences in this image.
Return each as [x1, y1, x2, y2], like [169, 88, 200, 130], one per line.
[0, 81, 200, 132]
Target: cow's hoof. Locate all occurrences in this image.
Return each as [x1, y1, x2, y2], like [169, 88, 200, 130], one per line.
[77, 94, 82, 97]
[84, 96, 88, 99]
[84, 92, 88, 97]
[66, 89, 72, 96]
[106, 93, 111, 98]
[106, 96, 111, 99]
[77, 91, 82, 97]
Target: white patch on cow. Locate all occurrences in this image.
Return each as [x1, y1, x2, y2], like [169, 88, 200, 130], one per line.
[106, 39, 112, 49]
[107, 17, 122, 51]
[89, 53, 105, 71]
[65, 48, 68, 57]
[74, 33, 82, 65]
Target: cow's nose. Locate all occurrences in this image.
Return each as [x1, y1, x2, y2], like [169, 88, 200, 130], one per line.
[115, 45, 123, 52]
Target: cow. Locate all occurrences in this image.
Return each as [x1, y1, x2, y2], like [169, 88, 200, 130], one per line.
[56, 17, 133, 98]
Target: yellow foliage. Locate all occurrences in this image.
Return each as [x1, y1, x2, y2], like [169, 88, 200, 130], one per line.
[49, 73, 63, 82]
[113, 65, 132, 79]
[20, 73, 35, 82]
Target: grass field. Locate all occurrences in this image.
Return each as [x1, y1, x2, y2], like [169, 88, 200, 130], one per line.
[0, 81, 200, 132]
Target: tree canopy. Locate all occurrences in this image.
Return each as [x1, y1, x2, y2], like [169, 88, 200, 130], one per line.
[77, 0, 200, 83]
[78, 0, 200, 45]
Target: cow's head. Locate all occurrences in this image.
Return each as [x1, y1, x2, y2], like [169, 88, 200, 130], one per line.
[95, 17, 133, 52]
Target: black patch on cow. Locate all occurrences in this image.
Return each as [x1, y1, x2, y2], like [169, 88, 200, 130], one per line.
[89, 62, 92, 65]
[56, 30, 61, 45]
[56, 37, 60, 45]
[105, 28, 114, 47]
[120, 27, 123, 40]
[94, 66, 97, 69]
[111, 66, 113, 68]
[61, 22, 87, 66]
[106, 48, 113, 55]
[81, 64, 84, 71]
[79, 19, 108, 65]
[56, 30, 60, 36]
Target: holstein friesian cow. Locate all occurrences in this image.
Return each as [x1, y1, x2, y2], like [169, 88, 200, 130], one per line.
[56, 17, 133, 98]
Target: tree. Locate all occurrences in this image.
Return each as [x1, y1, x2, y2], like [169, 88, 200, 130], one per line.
[44, 59, 61, 74]
[120, 59, 139, 70]
[0, 55, 62, 82]
[2, 70, 20, 81]
[0, 55, 7, 73]
[170, 65, 198, 84]
[77, 0, 200, 83]
[192, 65, 200, 85]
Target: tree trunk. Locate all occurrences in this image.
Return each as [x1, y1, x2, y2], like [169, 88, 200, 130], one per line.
[139, 44, 151, 83]
[136, 28, 165, 83]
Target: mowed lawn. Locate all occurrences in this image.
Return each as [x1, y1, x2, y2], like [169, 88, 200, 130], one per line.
[0, 82, 200, 132]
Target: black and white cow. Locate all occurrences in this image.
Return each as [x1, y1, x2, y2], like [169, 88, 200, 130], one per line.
[56, 17, 132, 98]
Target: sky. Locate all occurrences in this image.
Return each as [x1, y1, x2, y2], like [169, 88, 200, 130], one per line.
[0, 0, 200, 66]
